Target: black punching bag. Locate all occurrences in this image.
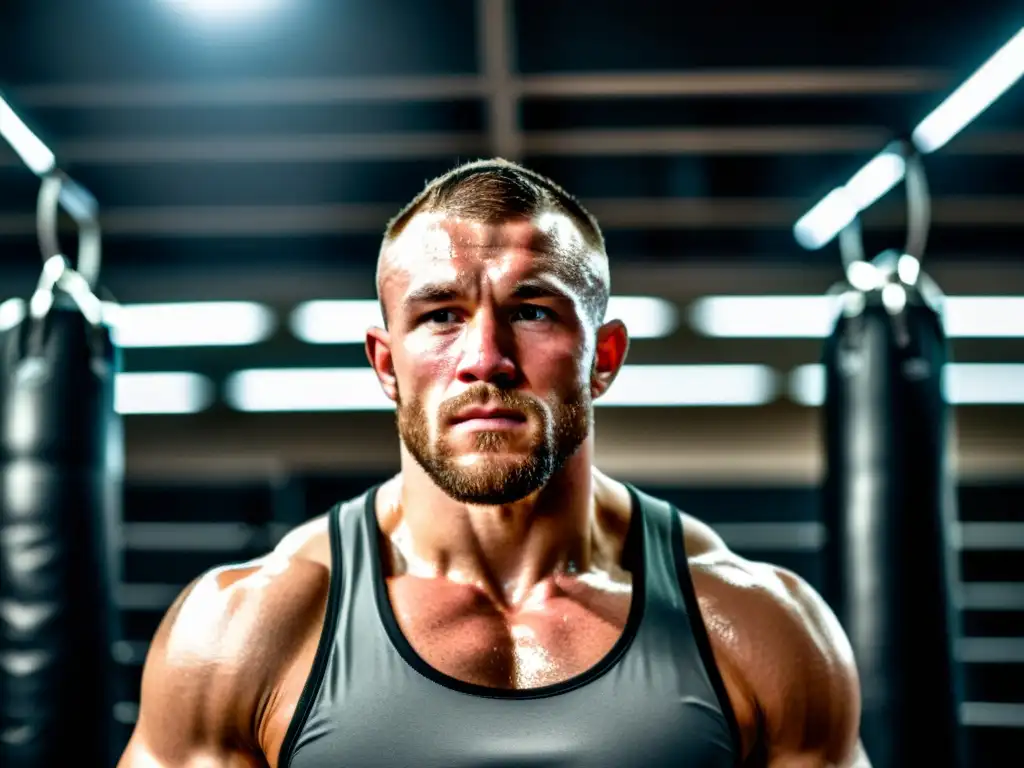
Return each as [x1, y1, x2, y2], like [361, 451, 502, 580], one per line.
[821, 270, 966, 768]
[0, 283, 124, 767]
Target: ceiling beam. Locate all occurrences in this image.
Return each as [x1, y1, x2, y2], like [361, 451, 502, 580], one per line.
[477, 0, 521, 159]
[7, 69, 949, 109]
[3, 197, 1023, 237]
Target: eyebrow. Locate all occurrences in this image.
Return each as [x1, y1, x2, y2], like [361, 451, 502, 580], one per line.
[403, 283, 462, 308]
[402, 276, 572, 311]
[510, 280, 572, 302]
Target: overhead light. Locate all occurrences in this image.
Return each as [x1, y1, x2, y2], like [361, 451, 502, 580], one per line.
[913, 27, 1024, 153]
[789, 363, 1024, 406]
[289, 300, 382, 345]
[945, 364, 1024, 404]
[690, 296, 840, 338]
[289, 295, 678, 345]
[943, 296, 1024, 338]
[788, 365, 828, 407]
[107, 302, 276, 347]
[690, 295, 1024, 339]
[162, 0, 284, 23]
[793, 149, 906, 251]
[0, 95, 56, 175]
[595, 365, 778, 407]
[604, 296, 678, 338]
[225, 368, 394, 412]
[115, 372, 214, 414]
[224, 364, 777, 412]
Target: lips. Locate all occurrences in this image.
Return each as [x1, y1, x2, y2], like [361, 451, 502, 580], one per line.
[450, 407, 527, 425]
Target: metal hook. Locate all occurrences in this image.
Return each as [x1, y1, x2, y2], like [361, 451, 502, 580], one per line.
[36, 170, 103, 291]
[838, 139, 932, 285]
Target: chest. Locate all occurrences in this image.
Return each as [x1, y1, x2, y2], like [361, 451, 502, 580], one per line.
[386, 575, 632, 690]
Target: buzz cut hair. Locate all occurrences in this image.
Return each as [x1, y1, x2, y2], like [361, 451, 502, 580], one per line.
[377, 158, 609, 328]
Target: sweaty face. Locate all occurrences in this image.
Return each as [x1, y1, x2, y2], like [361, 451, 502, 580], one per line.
[381, 212, 605, 505]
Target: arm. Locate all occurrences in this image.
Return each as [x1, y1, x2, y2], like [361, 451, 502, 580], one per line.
[117, 570, 267, 767]
[691, 552, 869, 768]
[759, 567, 869, 768]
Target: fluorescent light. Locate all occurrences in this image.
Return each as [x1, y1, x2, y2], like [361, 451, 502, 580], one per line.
[914, 27, 1024, 153]
[107, 302, 276, 347]
[225, 368, 394, 412]
[604, 296, 678, 338]
[690, 296, 840, 338]
[690, 295, 1024, 339]
[0, 96, 56, 175]
[794, 150, 906, 250]
[115, 372, 214, 414]
[596, 365, 778, 407]
[946, 364, 1024, 404]
[289, 300, 382, 345]
[225, 364, 777, 412]
[788, 365, 827, 406]
[289, 295, 679, 345]
[789, 363, 1024, 406]
[943, 296, 1024, 338]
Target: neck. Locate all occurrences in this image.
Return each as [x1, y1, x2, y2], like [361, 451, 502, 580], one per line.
[384, 447, 597, 610]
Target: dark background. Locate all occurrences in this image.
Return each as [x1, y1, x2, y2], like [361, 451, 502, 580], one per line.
[2, 0, 1023, 761]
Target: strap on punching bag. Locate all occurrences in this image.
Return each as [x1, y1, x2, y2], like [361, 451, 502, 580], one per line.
[821, 142, 966, 768]
[0, 171, 124, 767]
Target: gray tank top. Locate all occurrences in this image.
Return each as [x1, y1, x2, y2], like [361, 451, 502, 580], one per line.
[280, 484, 741, 768]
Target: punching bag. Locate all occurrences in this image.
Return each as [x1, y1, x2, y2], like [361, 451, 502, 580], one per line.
[821, 264, 966, 768]
[0, 271, 124, 767]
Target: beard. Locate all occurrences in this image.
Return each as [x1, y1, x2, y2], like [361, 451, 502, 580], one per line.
[396, 382, 591, 505]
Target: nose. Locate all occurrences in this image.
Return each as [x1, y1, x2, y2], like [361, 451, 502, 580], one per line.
[455, 310, 518, 387]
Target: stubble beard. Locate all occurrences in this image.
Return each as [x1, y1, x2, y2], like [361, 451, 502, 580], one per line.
[396, 384, 591, 505]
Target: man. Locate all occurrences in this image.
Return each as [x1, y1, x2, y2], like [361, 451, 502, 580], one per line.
[119, 159, 869, 767]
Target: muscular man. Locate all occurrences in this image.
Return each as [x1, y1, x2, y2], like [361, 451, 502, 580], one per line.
[119, 159, 868, 768]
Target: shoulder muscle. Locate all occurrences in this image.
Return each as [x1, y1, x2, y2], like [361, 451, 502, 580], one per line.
[123, 551, 330, 766]
[690, 550, 862, 766]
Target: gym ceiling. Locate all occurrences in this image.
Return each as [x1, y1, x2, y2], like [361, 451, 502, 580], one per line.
[1, 0, 1022, 481]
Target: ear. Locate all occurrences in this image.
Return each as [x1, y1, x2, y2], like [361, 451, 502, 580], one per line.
[591, 318, 629, 399]
[365, 325, 399, 402]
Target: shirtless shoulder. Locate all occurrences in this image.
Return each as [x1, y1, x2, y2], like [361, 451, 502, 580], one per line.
[120, 515, 334, 767]
[682, 512, 864, 766]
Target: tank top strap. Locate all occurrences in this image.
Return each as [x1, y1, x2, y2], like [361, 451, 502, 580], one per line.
[625, 482, 687, 611]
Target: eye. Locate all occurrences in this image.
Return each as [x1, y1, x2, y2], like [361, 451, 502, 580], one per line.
[422, 309, 460, 326]
[513, 305, 554, 323]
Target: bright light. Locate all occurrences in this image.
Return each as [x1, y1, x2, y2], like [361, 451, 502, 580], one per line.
[913, 27, 1024, 153]
[115, 372, 214, 415]
[690, 295, 1024, 339]
[788, 365, 826, 406]
[789, 363, 1024, 406]
[225, 368, 393, 412]
[794, 151, 906, 250]
[897, 254, 921, 285]
[289, 296, 679, 345]
[943, 296, 1024, 338]
[946, 364, 1024, 404]
[162, 0, 284, 22]
[224, 364, 778, 412]
[604, 296, 679, 338]
[596, 365, 778, 407]
[690, 296, 840, 338]
[0, 96, 56, 175]
[0, 298, 26, 332]
[289, 300, 382, 345]
[108, 302, 276, 348]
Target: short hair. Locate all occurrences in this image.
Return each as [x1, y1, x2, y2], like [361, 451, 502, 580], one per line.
[377, 158, 609, 327]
